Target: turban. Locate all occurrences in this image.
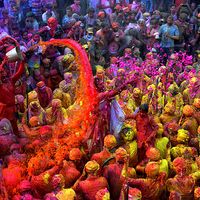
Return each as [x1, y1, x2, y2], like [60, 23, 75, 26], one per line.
[115, 4, 122, 10]
[63, 54, 75, 63]
[133, 88, 141, 97]
[96, 65, 104, 73]
[98, 11, 105, 18]
[112, 22, 119, 29]
[157, 123, 164, 136]
[29, 116, 40, 127]
[69, 148, 83, 161]
[193, 98, 200, 109]
[104, 135, 117, 149]
[53, 89, 63, 100]
[52, 99, 62, 108]
[28, 91, 38, 103]
[85, 160, 100, 174]
[173, 157, 186, 172]
[146, 148, 161, 161]
[48, 17, 58, 26]
[115, 147, 128, 162]
[36, 81, 45, 89]
[177, 129, 189, 143]
[190, 77, 197, 84]
[170, 147, 181, 159]
[51, 174, 65, 188]
[129, 188, 142, 199]
[164, 102, 175, 114]
[194, 188, 200, 199]
[147, 84, 156, 91]
[95, 188, 110, 200]
[182, 105, 194, 117]
[145, 162, 160, 178]
[64, 72, 73, 80]
[18, 180, 32, 193]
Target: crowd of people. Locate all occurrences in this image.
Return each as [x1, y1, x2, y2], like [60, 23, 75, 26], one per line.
[0, 0, 200, 199]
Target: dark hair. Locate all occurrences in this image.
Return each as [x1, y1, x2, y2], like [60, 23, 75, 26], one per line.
[66, 6, 72, 11]
[87, 7, 95, 13]
[139, 104, 149, 113]
[101, 22, 109, 29]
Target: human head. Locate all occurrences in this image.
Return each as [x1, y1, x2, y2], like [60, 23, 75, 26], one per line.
[47, 17, 58, 30]
[128, 188, 142, 200]
[120, 124, 136, 142]
[177, 129, 189, 144]
[164, 102, 175, 115]
[115, 147, 128, 163]
[96, 65, 105, 80]
[101, 22, 110, 33]
[139, 104, 148, 113]
[182, 105, 194, 117]
[64, 72, 73, 83]
[29, 116, 40, 127]
[18, 180, 32, 194]
[145, 162, 160, 178]
[104, 135, 117, 150]
[194, 187, 200, 200]
[167, 16, 174, 26]
[95, 188, 110, 200]
[36, 81, 46, 93]
[69, 148, 83, 161]
[146, 148, 161, 161]
[39, 125, 53, 141]
[32, 33, 40, 43]
[173, 157, 187, 175]
[85, 160, 100, 175]
[66, 6, 73, 17]
[51, 174, 65, 189]
[87, 7, 95, 17]
[170, 4, 176, 14]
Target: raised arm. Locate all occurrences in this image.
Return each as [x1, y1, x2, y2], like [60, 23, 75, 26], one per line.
[12, 61, 25, 83]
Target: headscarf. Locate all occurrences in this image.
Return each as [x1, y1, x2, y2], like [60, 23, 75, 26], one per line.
[0, 118, 13, 135]
[85, 160, 100, 174]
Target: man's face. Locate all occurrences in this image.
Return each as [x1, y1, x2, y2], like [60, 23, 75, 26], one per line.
[96, 71, 104, 80]
[33, 34, 40, 43]
[67, 9, 72, 17]
[167, 17, 173, 26]
[64, 74, 72, 83]
[102, 26, 109, 33]
[88, 11, 94, 18]
[170, 6, 176, 13]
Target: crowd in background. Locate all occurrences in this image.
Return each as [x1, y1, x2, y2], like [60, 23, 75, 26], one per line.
[0, 0, 200, 199]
